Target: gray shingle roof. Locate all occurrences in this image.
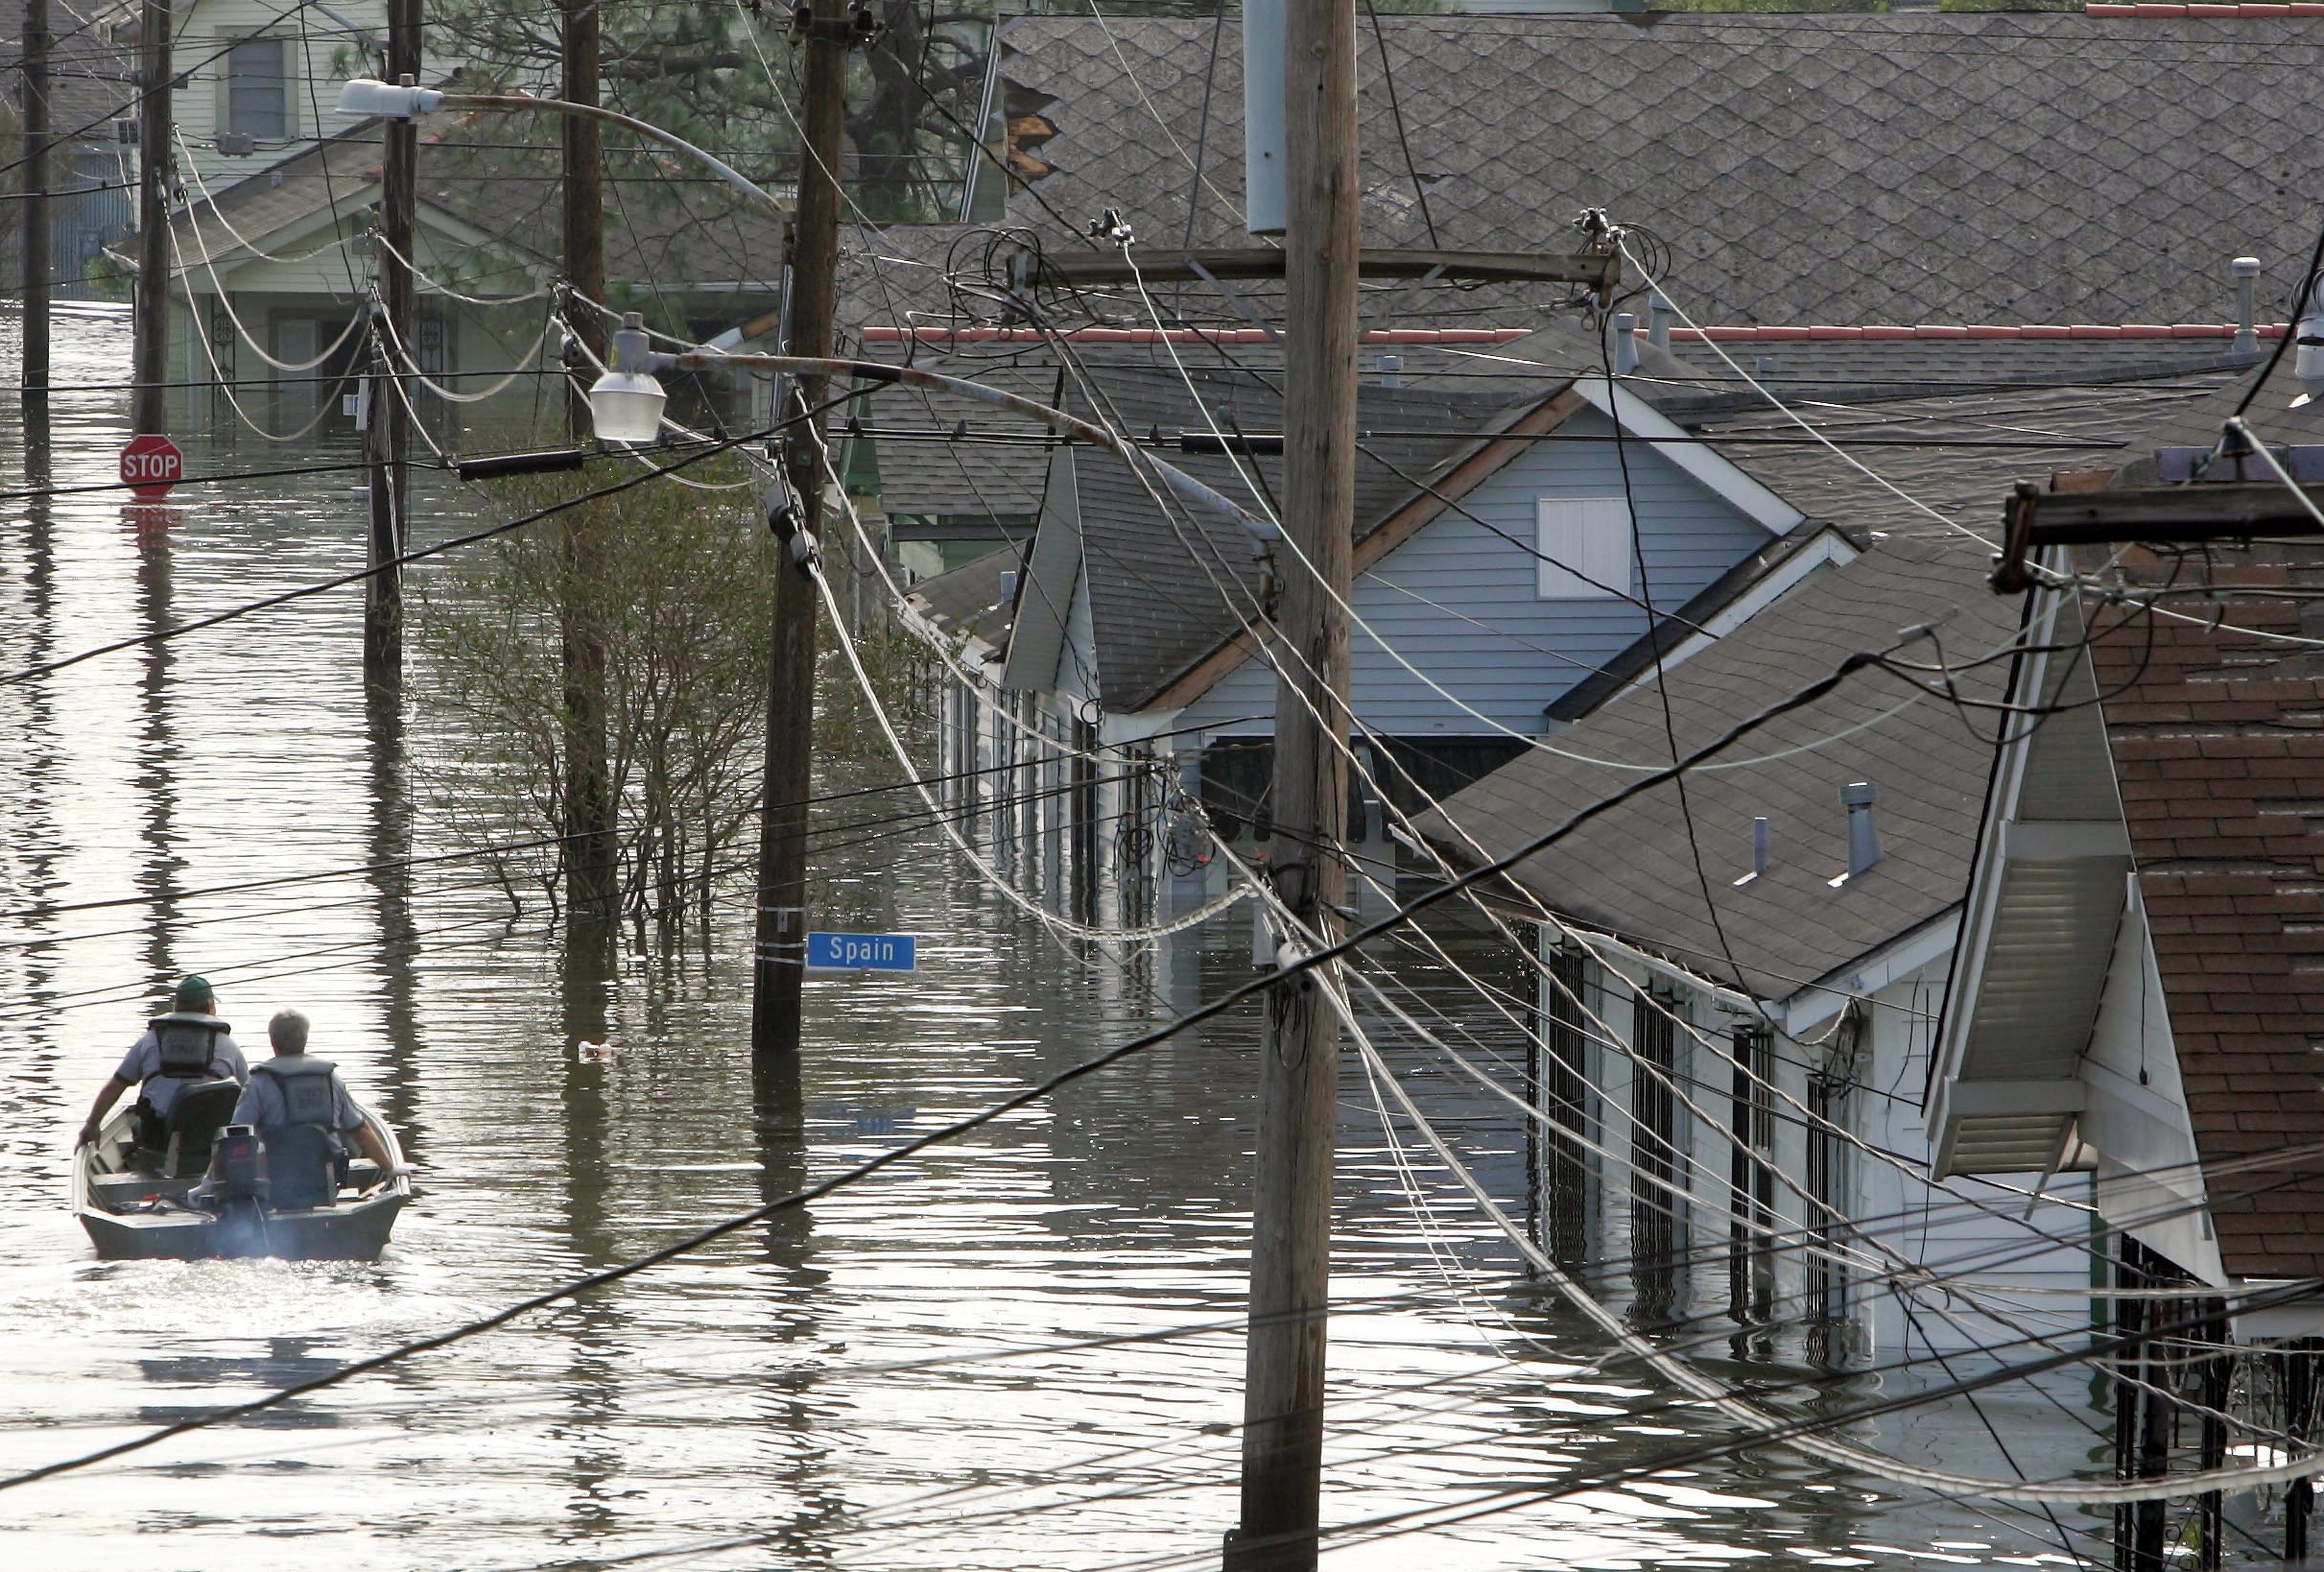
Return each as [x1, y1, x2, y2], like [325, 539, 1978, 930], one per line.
[1411, 536, 2021, 1001]
[996, 12, 2317, 330]
[1698, 372, 2245, 546]
[851, 352, 1063, 518]
[906, 540, 1024, 650]
[170, 107, 788, 293]
[0, 0, 137, 154]
[1058, 363, 1525, 711]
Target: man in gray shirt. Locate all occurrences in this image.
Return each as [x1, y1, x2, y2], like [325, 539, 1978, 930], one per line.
[233, 1010, 393, 1206]
[77, 975, 247, 1150]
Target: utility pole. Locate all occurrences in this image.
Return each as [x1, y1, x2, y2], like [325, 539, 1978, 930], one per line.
[560, 0, 617, 952]
[366, 0, 419, 674]
[1228, 0, 1358, 1558]
[131, 0, 170, 435]
[748, 0, 845, 1067]
[20, 0, 50, 411]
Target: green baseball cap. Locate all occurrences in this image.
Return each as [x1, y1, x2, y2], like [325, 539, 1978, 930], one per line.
[172, 975, 215, 1011]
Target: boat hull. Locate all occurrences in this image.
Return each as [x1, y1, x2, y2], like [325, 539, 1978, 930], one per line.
[72, 1107, 413, 1263]
[77, 1192, 409, 1261]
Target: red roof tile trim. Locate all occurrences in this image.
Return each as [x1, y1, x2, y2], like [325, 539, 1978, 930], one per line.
[2087, 3, 2324, 13]
[2092, 548, 2324, 1282]
[1673, 322, 2287, 343]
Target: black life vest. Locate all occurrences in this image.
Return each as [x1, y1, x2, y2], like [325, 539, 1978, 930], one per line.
[252, 1056, 340, 1131]
[148, 1012, 230, 1080]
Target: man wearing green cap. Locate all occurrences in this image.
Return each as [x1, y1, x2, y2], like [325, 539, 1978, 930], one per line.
[75, 976, 249, 1150]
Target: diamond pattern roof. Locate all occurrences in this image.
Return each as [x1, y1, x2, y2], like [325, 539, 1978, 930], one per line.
[996, 12, 2320, 329]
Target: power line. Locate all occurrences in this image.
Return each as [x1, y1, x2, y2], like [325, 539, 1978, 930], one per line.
[0, 631, 1908, 1495]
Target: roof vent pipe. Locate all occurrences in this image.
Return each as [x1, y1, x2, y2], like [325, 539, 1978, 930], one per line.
[1612, 312, 1639, 375]
[1842, 781, 1881, 878]
[1648, 295, 1672, 353]
[1732, 815, 1769, 887]
[2297, 272, 2324, 407]
[2233, 256, 2262, 355]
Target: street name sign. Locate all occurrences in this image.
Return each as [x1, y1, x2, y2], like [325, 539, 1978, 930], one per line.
[120, 434, 183, 501]
[806, 932, 916, 972]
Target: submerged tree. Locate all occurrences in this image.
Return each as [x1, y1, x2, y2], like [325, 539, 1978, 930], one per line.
[412, 462, 934, 956]
[414, 464, 777, 948]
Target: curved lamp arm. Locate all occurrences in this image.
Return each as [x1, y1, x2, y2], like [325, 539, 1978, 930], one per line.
[337, 81, 790, 221]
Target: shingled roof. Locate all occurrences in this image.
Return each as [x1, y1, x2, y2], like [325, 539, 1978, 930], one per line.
[168, 107, 786, 298]
[995, 12, 2312, 328]
[2085, 540, 2324, 1282]
[1054, 364, 1531, 712]
[1412, 536, 2021, 1004]
[0, 0, 136, 155]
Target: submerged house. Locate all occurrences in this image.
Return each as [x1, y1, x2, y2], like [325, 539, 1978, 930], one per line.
[1395, 357, 2324, 1556]
[1411, 534, 2062, 1353]
[902, 354, 1821, 923]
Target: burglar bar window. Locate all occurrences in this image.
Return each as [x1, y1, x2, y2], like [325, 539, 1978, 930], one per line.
[1727, 1024, 1776, 1322]
[1806, 1066, 1849, 1326]
[225, 36, 290, 142]
[1628, 987, 1683, 1322]
[1534, 945, 1590, 1265]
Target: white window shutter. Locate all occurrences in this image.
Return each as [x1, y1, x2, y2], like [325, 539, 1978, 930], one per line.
[1535, 497, 1634, 600]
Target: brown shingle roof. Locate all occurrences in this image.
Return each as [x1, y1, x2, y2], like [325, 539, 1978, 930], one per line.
[2091, 543, 2324, 1281]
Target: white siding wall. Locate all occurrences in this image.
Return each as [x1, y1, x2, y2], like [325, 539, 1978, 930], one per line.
[170, 0, 393, 193]
[1538, 924, 2097, 1362]
[1174, 409, 1777, 738]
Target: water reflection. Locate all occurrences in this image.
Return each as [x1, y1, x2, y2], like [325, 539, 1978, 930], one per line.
[130, 501, 181, 1009]
[364, 666, 427, 1161]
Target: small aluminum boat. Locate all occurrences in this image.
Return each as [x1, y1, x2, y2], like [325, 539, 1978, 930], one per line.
[73, 1097, 412, 1262]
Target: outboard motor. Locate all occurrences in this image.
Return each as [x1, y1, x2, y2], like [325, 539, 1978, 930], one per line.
[212, 1124, 270, 1257]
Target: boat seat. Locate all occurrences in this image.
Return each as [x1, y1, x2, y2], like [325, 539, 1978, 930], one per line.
[160, 1080, 243, 1179]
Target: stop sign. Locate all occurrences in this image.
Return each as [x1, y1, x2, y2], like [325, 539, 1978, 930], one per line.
[120, 433, 183, 501]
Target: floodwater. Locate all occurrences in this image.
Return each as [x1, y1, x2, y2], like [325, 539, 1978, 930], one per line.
[0, 307, 2127, 1569]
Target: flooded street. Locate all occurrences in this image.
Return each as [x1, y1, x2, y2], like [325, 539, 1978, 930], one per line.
[0, 308, 2118, 1569]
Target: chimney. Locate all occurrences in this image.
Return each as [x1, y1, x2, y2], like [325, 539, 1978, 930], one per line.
[1842, 781, 1881, 879]
[1648, 294, 1672, 353]
[2233, 255, 2262, 355]
[1612, 312, 1640, 375]
[1377, 352, 1403, 388]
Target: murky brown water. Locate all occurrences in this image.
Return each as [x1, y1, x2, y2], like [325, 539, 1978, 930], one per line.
[0, 307, 2129, 1569]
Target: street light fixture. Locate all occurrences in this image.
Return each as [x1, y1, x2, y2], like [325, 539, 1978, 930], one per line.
[336, 77, 440, 118]
[588, 314, 669, 444]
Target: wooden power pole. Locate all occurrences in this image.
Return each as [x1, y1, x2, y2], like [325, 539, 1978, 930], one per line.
[748, 0, 845, 1067]
[366, 0, 419, 674]
[131, 0, 170, 435]
[1229, 0, 1359, 1559]
[559, 0, 618, 950]
[20, 0, 50, 410]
